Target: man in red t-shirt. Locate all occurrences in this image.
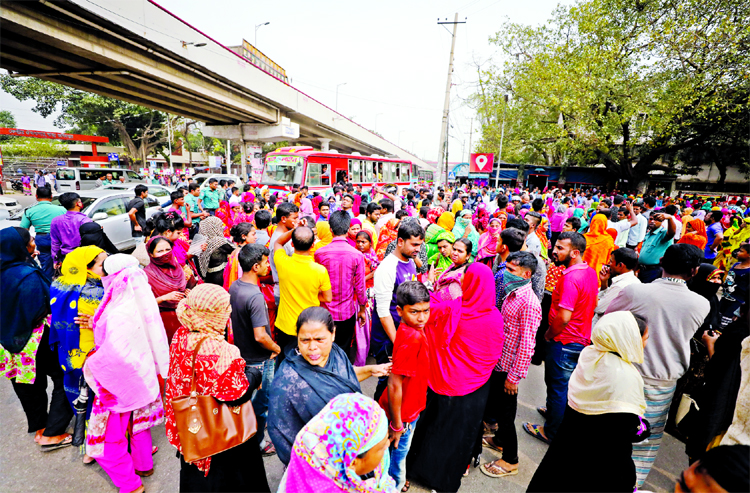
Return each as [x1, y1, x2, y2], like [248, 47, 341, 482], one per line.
[379, 281, 431, 492]
[523, 231, 598, 444]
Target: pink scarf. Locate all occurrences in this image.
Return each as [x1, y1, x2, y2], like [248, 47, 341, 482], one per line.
[476, 218, 502, 260]
[84, 255, 169, 413]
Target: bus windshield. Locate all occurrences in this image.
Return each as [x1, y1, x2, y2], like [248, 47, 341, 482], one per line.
[263, 155, 303, 185]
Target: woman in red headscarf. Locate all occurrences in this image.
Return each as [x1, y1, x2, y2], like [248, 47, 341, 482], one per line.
[407, 263, 505, 492]
[144, 236, 192, 342]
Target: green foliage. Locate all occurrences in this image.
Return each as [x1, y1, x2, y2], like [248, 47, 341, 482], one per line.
[1, 138, 69, 158]
[0, 110, 17, 142]
[474, 0, 750, 183]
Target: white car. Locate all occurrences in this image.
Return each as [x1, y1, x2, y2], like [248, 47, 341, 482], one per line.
[0, 195, 24, 219]
[192, 173, 243, 190]
[103, 183, 175, 207]
[51, 190, 162, 251]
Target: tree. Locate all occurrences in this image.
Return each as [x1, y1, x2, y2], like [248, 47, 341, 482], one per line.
[1, 138, 69, 158]
[0, 110, 17, 142]
[474, 0, 750, 187]
[0, 76, 170, 165]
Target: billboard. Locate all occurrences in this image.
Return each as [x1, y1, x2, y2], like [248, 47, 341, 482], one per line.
[469, 153, 494, 174]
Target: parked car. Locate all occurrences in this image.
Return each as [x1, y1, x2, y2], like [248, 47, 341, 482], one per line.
[0, 196, 24, 219]
[51, 190, 161, 251]
[103, 183, 175, 207]
[192, 173, 243, 190]
[56, 167, 146, 191]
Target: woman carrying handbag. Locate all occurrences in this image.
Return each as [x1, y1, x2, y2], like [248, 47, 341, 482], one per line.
[165, 283, 270, 493]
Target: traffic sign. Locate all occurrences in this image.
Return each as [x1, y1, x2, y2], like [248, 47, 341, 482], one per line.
[448, 171, 456, 180]
[56, 160, 66, 166]
[107, 152, 119, 160]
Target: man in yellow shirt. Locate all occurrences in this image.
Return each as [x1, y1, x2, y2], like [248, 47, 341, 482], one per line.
[273, 225, 332, 366]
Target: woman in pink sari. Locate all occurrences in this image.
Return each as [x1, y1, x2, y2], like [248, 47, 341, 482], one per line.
[476, 217, 502, 266]
[407, 263, 504, 492]
[347, 218, 362, 248]
[83, 254, 170, 493]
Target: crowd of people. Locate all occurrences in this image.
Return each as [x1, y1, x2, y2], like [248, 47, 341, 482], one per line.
[1, 178, 749, 493]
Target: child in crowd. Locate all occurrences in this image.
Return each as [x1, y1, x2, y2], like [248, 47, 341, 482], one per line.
[379, 281, 431, 492]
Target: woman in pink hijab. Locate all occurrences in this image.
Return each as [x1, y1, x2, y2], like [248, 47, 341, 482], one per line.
[299, 197, 314, 217]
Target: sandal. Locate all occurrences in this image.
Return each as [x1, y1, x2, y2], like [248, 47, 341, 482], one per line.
[463, 465, 470, 477]
[260, 440, 277, 457]
[483, 420, 498, 435]
[401, 480, 410, 492]
[481, 459, 519, 478]
[135, 468, 154, 477]
[522, 423, 551, 445]
[482, 436, 504, 453]
[537, 407, 548, 419]
[152, 445, 159, 455]
[40, 435, 73, 452]
[83, 454, 96, 465]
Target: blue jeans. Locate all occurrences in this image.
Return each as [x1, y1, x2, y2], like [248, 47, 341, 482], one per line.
[389, 417, 418, 491]
[544, 340, 584, 441]
[248, 359, 275, 438]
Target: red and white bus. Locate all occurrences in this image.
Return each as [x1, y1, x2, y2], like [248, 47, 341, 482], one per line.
[260, 146, 416, 191]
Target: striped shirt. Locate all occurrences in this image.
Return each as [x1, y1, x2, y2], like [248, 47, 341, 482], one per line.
[495, 282, 542, 384]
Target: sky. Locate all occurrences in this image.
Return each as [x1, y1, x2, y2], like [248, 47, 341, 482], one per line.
[1, 0, 568, 164]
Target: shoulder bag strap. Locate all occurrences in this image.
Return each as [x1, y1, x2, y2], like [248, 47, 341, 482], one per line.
[189, 337, 208, 396]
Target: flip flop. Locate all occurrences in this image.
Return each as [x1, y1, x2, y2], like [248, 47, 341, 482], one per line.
[481, 460, 519, 478]
[152, 445, 159, 455]
[482, 436, 504, 453]
[537, 407, 548, 419]
[40, 435, 73, 452]
[522, 423, 551, 445]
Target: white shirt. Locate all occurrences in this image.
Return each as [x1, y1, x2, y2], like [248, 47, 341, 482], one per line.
[627, 214, 648, 246]
[673, 220, 683, 241]
[608, 219, 631, 248]
[228, 195, 241, 205]
[593, 270, 641, 327]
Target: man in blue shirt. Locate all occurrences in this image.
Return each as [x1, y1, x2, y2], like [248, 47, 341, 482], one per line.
[704, 211, 724, 260]
[638, 211, 677, 283]
[20, 185, 66, 278]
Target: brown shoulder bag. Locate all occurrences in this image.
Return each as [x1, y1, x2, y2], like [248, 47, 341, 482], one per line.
[171, 337, 257, 463]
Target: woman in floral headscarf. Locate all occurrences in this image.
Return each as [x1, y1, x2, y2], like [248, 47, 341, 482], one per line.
[376, 217, 400, 261]
[165, 283, 270, 492]
[279, 393, 395, 493]
[452, 210, 479, 258]
[427, 207, 445, 225]
[196, 217, 236, 286]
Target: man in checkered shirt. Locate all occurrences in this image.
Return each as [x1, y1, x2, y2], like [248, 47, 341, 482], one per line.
[481, 251, 542, 479]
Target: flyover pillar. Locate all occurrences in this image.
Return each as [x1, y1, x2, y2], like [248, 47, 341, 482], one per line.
[318, 138, 331, 151]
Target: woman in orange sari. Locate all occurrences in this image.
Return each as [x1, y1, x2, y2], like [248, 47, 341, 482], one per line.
[583, 213, 615, 275]
[678, 218, 708, 251]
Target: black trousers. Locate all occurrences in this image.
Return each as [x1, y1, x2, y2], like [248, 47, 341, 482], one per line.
[531, 292, 553, 365]
[273, 329, 298, 370]
[485, 371, 519, 464]
[10, 326, 74, 436]
[333, 315, 356, 363]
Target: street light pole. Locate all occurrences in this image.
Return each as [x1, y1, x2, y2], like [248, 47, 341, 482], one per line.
[336, 82, 347, 111]
[255, 22, 270, 46]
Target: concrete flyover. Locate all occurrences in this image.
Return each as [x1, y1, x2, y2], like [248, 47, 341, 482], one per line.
[0, 0, 432, 170]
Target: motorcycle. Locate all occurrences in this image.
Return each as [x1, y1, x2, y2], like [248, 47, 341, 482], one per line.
[10, 178, 24, 192]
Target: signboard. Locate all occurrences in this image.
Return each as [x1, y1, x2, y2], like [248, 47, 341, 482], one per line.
[448, 171, 456, 180]
[468, 173, 490, 179]
[107, 152, 119, 161]
[470, 153, 494, 174]
[0, 127, 109, 143]
[56, 160, 67, 166]
[246, 144, 263, 182]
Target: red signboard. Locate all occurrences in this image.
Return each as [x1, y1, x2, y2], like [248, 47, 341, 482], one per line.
[469, 153, 494, 173]
[0, 127, 109, 143]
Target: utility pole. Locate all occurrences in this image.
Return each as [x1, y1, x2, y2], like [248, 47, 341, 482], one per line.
[436, 13, 466, 184]
[166, 114, 173, 173]
[499, 94, 508, 188]
[467, 117, 473, 162]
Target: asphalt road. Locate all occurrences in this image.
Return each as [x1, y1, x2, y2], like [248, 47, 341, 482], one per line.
[2, 191, 687, 492]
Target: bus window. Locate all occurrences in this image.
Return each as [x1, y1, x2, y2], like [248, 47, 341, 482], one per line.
[350, 160, 360, 183]
[394, 163, 401, 181]
[263, 155, 304, 185]
[377, 162, 383, 182]
[307, 162, 322, 186]
[321, 163, 331, 186]
[365, 160, 373, 182]
[401, 163, 410, 181]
